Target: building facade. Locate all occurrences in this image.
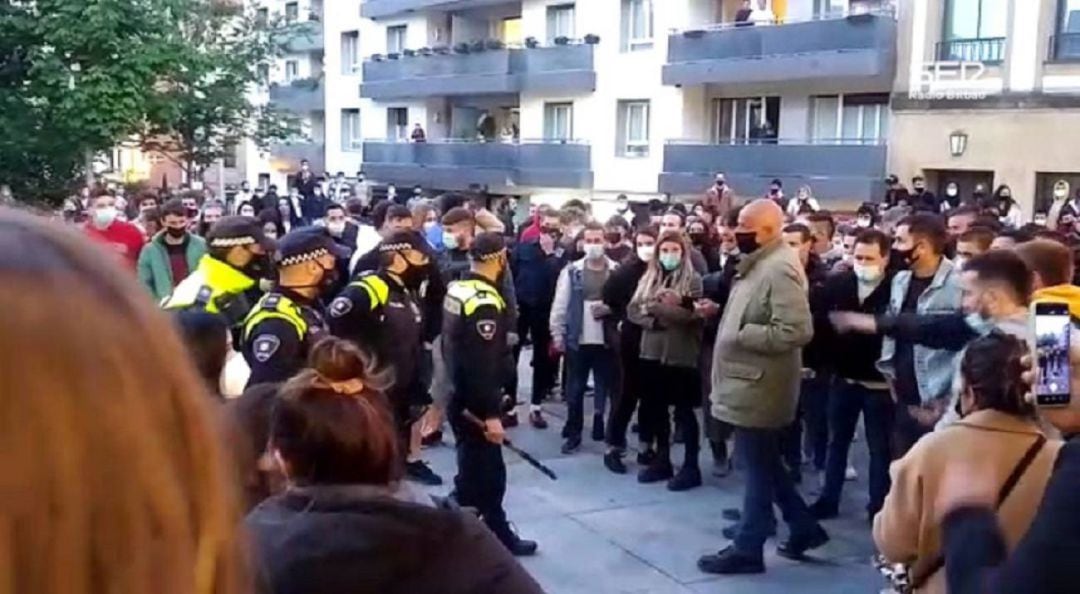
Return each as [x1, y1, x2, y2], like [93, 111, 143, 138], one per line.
[889, 0, 1080, 216]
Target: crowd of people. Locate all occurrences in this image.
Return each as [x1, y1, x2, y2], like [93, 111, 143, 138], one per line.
[5, 164, 1080, 594]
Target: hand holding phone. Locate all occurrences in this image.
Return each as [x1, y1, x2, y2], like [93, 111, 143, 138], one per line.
[1032, 302, 1072, 407]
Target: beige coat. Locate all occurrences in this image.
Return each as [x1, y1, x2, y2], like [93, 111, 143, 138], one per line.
[873, 410, 1062, 594]
[709, 239, 812, 429]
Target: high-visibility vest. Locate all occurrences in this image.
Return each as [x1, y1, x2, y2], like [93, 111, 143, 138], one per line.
[162, 255, 257, 325]
[241, 293, 309, 342]
[446, 279, 506, 315]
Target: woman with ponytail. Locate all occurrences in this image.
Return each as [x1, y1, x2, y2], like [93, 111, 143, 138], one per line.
[874, 333, 1063, 594]
[627, 231, 706, 490]
[245, 336, 543, 594]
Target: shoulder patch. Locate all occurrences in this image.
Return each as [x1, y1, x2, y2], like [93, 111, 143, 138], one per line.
[262, 294, 281, 309]
[329, 296, 354, 317]
[252, 334, 281, 362]
[476, 320, 497, 341]
[444, 297, 462, 316]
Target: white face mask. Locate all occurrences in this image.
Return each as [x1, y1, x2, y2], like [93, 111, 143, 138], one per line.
[584, 244, 605, 261]
[636, 245, 655, 262]
[856, 217, 872, 228]
[946, 187, 959, 197]
[954, 256, 968, 271]
[1055, 189, 1068, 199]
[326, 220, 346, 236]
[92, 206, 117, 228]
[423, 220, 437, 231]
[853, 263, 883, 284]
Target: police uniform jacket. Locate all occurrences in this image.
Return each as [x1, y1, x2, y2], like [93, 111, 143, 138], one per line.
[242, 289, 327, 387]
[441, 273, 508, 423]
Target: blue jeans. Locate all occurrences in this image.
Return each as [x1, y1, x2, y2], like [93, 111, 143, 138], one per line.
[782, 374, 830, 473]
[818, 379, 894, 515]
[563, 345, 614, 438]
[734, 427, 820, 557]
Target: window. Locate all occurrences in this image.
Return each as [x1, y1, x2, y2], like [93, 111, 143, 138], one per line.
[621, 0, 653, 52]
[342, 109, 362, 152]
[387, 25, 407, 55]
[223, 144, 238, 169]
[544, 102, 573, 140]
[341, 31, 359, 74]
[941, 0, 1007, 62]
[711, 97, 780, 143]
[285, 1, 299, 23]
[616, 100, 650, 157]
[387, 108, 408, 141]
[810, 94, 889, 144]
[1053, 0, 1080, 60]
[284, 60, 299, 82]
[256, 7, 269, 24]
[546, 4, 575, 43]
[257, 63, 270, 86]
[813, 0, 847, 19]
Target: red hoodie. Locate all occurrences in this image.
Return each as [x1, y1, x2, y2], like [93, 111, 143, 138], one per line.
[519, 213, 542, 242]
[85, 220, 145, 270]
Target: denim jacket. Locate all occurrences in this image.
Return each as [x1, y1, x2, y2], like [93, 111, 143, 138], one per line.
[550, 258, 617, 351]
[877, 258, 963, 404]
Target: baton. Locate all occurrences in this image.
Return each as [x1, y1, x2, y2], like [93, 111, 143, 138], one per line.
[463, 411, 558, 481]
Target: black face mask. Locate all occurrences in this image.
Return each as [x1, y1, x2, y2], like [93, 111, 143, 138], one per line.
[165, 226, 187, 239]
[892, 246, 917, 268]
[604, 232, 623, 244]
[318, 265, 340, 292]
[242, 253, 272, 280]
[401, 263, 427, 289]
[689, 232, 706, 246]
[734, 231, 759, 255]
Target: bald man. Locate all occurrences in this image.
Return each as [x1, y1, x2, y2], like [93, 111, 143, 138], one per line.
[700, 199, 827, 575]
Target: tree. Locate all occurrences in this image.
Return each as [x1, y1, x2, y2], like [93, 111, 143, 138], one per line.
[0, 0, 188, 202]
[140, 0, 298, 182]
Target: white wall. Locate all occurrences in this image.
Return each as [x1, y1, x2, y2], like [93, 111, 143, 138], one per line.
[324, 0, 364, 175]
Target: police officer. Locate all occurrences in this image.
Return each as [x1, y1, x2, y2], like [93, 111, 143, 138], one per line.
[327, 230, 443, 486]
[241, 227, 343, 387]
[163, 216, 274, 329]
[443, 232, 537, 557]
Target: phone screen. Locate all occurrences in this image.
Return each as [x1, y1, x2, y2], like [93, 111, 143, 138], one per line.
[1034, 302, 1072, 407]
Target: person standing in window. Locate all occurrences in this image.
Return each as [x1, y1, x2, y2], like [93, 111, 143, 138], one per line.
[411, 123, 427, 143]
[734, 0, 754, 25]
[749, 0, 775, 25]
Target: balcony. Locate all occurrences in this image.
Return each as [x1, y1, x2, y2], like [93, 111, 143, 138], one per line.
[662, 13, 896, 88]
[271, 142, 326, 173]
[361, 0, 510, 19]
[360, 43, 596, 100]
[269, 77, 325, 113]
[1050, 33, 1080, 62]
[277, 19, 323, 52]
[936, 36, 1006, 64]
[361, 140, 592, 190]
[658, 141, 887, 201]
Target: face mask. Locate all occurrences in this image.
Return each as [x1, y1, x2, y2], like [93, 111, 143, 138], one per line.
[856, 217, 871, 228]
[999, 194, 1011, 201]
[243, 253, 272, 279]
[853, 263, 882, 284]
[443, 232, 460, 251]
[240, 208, 255, 217]
[893, 246, 917, 268]
[1054, 188, 1068, 199]
[636, 245, 655, 262]
[584, 244, 605, 260]
[165, 226, 187, 239]
[423, 220, 437, 232]
[954, 256, 968, 271]
[715, 181, 725, 188]
[914, 185, 925, 193]
[605, 231, 623, 244]
[326, 221, 346, 236]
[92, 207, 117, 228]
[318, 265, 339, 292]
[689, 233, 706, 246]
[659, 253, 680, 271]
[946, 187, 958, 198]
[401, 263, 427, 289]
[734, 231, 759, 255]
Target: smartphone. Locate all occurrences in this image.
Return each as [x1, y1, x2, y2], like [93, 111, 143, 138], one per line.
[1033, 302, 1072, 407]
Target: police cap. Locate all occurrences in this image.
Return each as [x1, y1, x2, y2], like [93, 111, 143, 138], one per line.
[206, 216, 276, 251]
[469, 232, 506, 262]
[277, 226, 349, 268]
[378, 229, 426, 254]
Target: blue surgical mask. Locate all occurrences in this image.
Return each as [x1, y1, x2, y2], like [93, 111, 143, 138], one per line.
[659, 253, 680, 271]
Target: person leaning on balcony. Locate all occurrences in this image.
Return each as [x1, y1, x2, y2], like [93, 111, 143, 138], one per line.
[734, 0, 754, 26]
[411, 123, 427, 143]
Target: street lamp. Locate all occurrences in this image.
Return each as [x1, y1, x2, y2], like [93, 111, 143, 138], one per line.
[949, 130, 968, 157]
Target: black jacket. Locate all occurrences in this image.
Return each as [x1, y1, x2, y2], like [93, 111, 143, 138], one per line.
[803, 254, 832, 372]
[603, 257, 649, 355]
[247, 487, 543, 594]
[822, 270, 893, 382]
[943, 438, 1080, 594]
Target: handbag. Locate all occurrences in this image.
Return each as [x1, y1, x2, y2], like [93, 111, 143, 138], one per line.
[881, 434, 1047, 593]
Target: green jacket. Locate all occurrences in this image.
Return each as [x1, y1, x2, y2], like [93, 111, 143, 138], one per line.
[138, 233, 207, 301]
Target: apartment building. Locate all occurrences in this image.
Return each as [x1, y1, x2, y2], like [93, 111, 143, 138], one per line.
[889, 0, 1080, 216]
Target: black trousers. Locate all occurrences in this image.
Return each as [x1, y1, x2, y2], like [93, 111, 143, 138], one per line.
[641, 360, 700, 468]
[782, 373, 831, 474]
[452, 426, 510, 541]
[513, 301, 557, 406]
[606, 328, 654, 449]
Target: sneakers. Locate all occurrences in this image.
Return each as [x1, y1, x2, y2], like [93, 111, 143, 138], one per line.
[603, 450, 627, 474]
[405, 460, 444, 486]
[697, 546, 765, 575]
[529, 410, 548, 429]
[667, 465, 702, 492]
[637, 459, 674, 484]
[561, 435, 582, 455]
[420, 429, 443, 448]
[809, 499, 840, 520]
[636, 448, 657, 466]
[591, 414, 605, 442]
[776, 525, 830, 560]
[502, 411, 520, 428]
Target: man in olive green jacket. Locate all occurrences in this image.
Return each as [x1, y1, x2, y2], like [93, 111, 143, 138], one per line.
[699, 199, 827, 576]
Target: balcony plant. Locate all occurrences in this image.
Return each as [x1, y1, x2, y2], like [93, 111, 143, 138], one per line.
[554, 35, 570, 46]
[486, 39, 505, 50]
[453, 42, 470, 54]
[584, 34, 600, 44]
[470, 40, 487, 52]
[371, 53, 384, 62]
[682, 29, 705, 38]
[418, 47, 432, 56]
[387, 52, 400, 60]
[433, 45, 450, 55]
[525, 36, 540, 49]
[403, 48, 416, 57]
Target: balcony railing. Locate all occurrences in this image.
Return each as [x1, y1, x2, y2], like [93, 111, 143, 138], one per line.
[276, 19, 323, 53]
[936, 37, 1006, 64]
[269, 77, 325, 113]
[361, 0, 509, 19]
[361, 139, 592, 190]
[1050, 32, 1080, 62]
[662, 12, 896, 87]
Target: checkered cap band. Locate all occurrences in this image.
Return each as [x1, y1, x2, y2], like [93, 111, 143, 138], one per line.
[476, 248, 506, 262]
[280, 247, 330, 267]
[209, 236, 257, 248]
[378, 241, 413, 253]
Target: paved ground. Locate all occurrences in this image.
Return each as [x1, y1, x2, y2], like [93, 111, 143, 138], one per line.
[418, 353, 886, 594]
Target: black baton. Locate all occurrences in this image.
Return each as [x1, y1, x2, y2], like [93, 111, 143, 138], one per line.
[464, 411, 558, 481]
